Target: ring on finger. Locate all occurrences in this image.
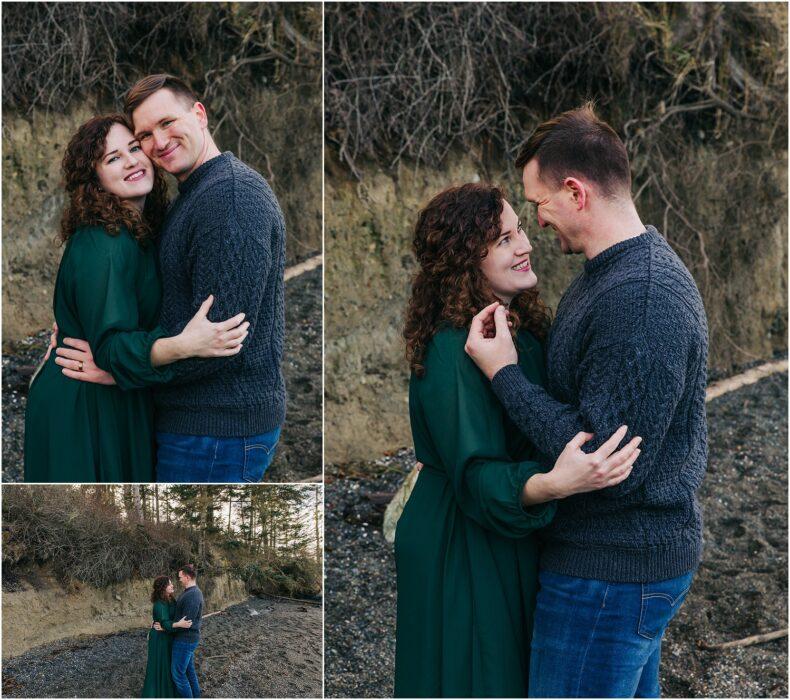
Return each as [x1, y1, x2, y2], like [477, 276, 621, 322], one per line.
[77, 360, 84, 372]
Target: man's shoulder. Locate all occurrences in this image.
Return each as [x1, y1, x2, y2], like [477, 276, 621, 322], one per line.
[192, 156, 282, 219]
[202, 154, 272, 194]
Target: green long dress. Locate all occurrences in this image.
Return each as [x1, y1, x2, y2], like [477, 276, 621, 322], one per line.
[394, 327, 557, 698]
[142, 599, 178, 698]
[24, 225, 174, 482]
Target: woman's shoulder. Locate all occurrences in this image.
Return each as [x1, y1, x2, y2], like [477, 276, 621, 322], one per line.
[67, 224, 140, 262]
[152, 598, 171, 613]
[425, 326, 468, 361]
[70, 224, 137, 249]
[517, 327, 543, 350]
[416, 326, 486, 387]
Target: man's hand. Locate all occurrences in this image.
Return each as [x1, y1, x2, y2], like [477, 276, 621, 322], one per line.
[464, 302, 518, 380]
[55, 338, 116, 385]
[152, 622, 163, 632]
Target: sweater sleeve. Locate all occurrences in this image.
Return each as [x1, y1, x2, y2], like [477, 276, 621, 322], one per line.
[415, 332, 556, 536]
[66, 228, 174, 391]
[491, 286, 693, 498]
[160, 183, 281, 385]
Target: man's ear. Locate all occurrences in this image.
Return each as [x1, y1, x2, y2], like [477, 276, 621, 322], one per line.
[192, 101, 209, 129]
[563, 176, 587, 211]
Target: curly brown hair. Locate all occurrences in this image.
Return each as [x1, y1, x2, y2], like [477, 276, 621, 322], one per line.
[59, 114, 169, 245]
[151, 575, 174, 604]
[404, 183, 552, 376]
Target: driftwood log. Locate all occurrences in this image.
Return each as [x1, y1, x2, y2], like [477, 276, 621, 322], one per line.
[698, 629, 788, 650]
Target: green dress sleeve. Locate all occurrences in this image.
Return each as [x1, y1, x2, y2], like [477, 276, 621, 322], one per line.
[64, 227, 174, 391]
[412, 330, 556, 538]
[153, 601, 175, 634]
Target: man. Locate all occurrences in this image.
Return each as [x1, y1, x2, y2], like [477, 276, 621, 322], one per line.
[154, 564, 204, 698]
[465, 104, 708, 698]
[60, 74, 286, 482]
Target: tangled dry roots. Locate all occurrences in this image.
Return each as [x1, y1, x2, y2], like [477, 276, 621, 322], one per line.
[2, 3, 321, 166]
[325, 2, 788, 368]
[2, 486, 194, 588]
[326, 3, 786, 173]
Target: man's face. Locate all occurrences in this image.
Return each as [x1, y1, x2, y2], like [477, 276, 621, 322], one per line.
[177, 570, 189, 586]
[132, 88, 208, 181]
[522, 159, 583, 254]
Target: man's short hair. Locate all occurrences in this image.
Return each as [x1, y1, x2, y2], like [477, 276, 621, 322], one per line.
[178, 563, 197, 579]
[515, 103, 631, 197]
[124, 74, 198, 117]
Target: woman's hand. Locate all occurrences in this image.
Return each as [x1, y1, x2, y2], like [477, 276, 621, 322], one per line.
[522, 425, 642, 504]
[171, 616, 193, 629]
[55, 338, 117, 385]
[177, 295, 249, 358]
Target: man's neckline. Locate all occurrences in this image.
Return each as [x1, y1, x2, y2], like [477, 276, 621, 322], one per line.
[584, 226, 658, 274]
[178, 151, 233, 195]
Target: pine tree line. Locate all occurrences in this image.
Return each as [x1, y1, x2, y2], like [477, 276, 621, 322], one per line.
[3, 485, 323, 593]
[81, 485, 322, 563]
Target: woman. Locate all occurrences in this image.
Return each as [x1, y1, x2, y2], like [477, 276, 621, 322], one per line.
[395, 183, 642, 697]
[142, 575, 190, 698]
[24, 114, 248, 482]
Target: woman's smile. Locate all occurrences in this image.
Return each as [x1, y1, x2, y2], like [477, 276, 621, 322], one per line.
[124, 168, 147, 182]
[511, 257, 531, 272]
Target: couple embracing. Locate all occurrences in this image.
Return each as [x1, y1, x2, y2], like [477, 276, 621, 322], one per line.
[142, 564, 204, 699]
[395, 105, 708, 698]
[24, 74, 285, 484]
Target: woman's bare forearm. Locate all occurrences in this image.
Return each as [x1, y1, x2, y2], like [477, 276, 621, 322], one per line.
[521, 472, 561, 506]
[150, 336, 188, 367]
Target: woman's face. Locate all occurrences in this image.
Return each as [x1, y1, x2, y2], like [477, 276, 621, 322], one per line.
[165, 580, 174, 595]
[480, 199, 538, 303]
[95, 123, 155, 205]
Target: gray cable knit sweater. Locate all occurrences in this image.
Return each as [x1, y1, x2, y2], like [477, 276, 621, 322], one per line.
[174, 585, 204, 643]
[491, 227, 708, 583]
[153, 152, 286, 437]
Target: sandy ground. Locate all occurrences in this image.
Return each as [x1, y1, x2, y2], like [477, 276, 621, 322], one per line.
[2, 265, 322, 483]
[1, 595, 322, 698]
[324, 370, 788, 698]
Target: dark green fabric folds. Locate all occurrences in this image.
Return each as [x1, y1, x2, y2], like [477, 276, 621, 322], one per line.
[142, 600, 177, 698]
[24, 225, 174, 482]
[394, 328, 556, 698]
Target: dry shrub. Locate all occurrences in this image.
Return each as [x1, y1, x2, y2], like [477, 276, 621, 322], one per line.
[3, 3, 320, 115]
[234, 557, 322, 598]
[2, 2, 322, 259]
[326, 2, 788, 368]
[3, 486, 193, 588]
[326, 3, 785, 173]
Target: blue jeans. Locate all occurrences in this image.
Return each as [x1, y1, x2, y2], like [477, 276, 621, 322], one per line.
[529, 569, 695, 698]
[156, 427, 281, 483]
[171, 638, 200, 698]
